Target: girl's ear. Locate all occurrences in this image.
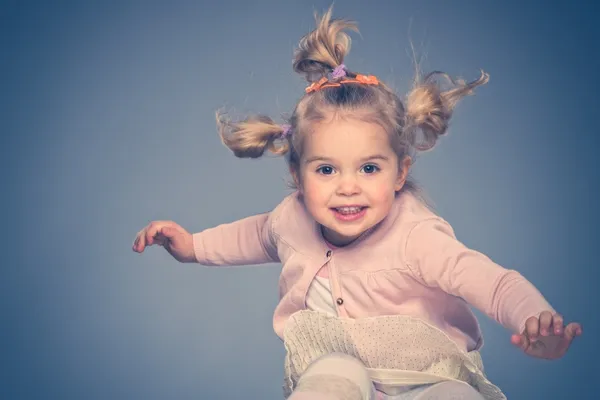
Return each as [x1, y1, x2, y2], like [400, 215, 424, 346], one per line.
[395, 156, 412, 191]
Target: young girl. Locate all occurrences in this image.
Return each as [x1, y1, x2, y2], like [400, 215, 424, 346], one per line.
[132, 7, 582, 400]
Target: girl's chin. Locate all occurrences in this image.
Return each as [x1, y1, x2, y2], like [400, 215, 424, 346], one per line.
[321, 226, 365, 247]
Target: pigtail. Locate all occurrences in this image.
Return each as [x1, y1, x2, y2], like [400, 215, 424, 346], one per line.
[404, 70, 489, 151]
[293, 6, 358, 83]
[216, 110, 290, 158]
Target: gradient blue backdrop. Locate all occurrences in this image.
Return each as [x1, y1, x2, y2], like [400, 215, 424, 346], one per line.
[3, 1, 598, 399]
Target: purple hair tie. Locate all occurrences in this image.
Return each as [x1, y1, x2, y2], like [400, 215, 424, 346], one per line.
[280, 124, 292, 139]
[330, 64, 347, 80]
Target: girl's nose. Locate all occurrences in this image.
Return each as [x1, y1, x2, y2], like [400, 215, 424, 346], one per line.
[336, 175, 361, 196]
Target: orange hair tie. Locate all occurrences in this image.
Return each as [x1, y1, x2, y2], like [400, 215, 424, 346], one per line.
[305, 74, 380, 94]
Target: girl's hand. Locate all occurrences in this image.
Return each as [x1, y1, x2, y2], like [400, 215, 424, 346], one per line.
[132, 220, 196, 263]
[510, 311, 582, 360]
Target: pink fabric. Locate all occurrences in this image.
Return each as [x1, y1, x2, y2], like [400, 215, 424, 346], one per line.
[316, 265, 330, 278]
[192, 191, 555, 351]
[316, 238, 337, 278]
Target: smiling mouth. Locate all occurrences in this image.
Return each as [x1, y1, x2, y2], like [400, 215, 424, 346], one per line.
[332, 206, 367, 215]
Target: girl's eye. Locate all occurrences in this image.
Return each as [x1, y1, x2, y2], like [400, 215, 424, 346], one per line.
[317, 166, 335, 175]
[362, 164, 380, 174]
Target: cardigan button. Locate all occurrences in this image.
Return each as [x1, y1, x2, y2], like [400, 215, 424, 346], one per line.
[336, 298, 344, 305]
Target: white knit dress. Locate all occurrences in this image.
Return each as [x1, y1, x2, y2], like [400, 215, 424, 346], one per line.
[282, 277, 507, 400]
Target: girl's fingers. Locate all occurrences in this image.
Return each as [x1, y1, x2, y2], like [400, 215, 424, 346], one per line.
[511, 334, 525, 349]
[145, 225, 156, 245]
[525, 316, 540, 342]
[564, 322, 582, 340]
[551, 314, 564, 335]
[134, 221, 181, 252]
[133, 229, 146, 251]
[518, 334, 530, 351]
[550, 323, 579, 356]
[513, 318, 582, 359]
[145, 221, 170, 244]
[538, 311, 553, 336]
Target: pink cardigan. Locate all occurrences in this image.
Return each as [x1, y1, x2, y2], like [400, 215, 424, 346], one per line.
[192, 190, 554, 351]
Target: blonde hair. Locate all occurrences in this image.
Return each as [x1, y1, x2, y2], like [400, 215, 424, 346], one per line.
[217, 6, 488, 200]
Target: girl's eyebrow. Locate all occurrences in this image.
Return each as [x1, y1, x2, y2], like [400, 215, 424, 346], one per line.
[304, 154, 389, 164]
[305, 156, 334, 164]
[361, 154, 389, 162]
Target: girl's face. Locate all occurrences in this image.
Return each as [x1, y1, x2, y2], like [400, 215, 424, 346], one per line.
[294, 115, 410, 246]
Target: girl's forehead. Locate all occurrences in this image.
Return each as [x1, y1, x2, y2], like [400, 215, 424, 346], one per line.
[301, 120, 395, 161]
[305, 119, 388, 143]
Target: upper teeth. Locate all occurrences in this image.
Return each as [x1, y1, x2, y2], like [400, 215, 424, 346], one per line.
[337, 207, 362, 214]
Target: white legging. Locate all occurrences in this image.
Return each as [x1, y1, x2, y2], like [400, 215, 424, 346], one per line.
[288, 353, 486, 400]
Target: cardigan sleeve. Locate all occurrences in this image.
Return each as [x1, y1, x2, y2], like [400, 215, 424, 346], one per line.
[192, 212, 279, 266]
[405, 217, 556, 334]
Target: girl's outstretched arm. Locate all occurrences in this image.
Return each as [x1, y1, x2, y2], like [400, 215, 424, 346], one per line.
[405, 217, 583, 359]
[405, 218, 558, 338]
[192, 212, 279, 266]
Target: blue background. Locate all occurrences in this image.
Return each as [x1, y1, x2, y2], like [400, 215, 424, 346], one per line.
[3, 1, 598, 399]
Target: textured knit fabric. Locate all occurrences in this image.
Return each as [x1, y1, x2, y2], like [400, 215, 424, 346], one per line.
[282, 310, 506, 400]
